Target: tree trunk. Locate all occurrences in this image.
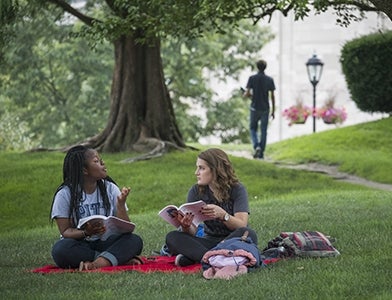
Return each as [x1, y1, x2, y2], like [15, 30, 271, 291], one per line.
[85, 35, 185, 153]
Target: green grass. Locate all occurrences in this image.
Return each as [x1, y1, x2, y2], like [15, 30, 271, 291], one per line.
[1, 117, 392, 299]
[267, 117, 392, 184]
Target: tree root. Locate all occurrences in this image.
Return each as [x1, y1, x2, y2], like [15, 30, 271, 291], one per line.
[121, 139, 185, 163]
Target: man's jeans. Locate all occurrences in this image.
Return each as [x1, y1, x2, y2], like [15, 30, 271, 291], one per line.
[250, 109, 270, 156]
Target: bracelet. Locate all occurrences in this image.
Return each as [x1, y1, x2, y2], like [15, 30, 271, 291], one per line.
[82, 230, 87, 238]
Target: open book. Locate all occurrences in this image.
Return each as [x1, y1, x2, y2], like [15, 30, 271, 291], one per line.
[77, 215, 135, 241]
[158, 200, 213, 228]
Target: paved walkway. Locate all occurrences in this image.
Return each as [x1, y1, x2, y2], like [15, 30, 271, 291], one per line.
[228, 150, 392, 192]
[274, 162, 392, 192]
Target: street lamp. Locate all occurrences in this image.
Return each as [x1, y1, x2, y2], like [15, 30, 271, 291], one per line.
[306, 54, 324, 133]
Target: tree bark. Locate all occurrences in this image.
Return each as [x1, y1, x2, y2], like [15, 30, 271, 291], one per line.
[85, 35, 185, 153]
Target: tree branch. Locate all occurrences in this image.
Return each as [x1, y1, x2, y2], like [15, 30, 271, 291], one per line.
[368, 0, 392, 20]
[328, 0, 378, 12]
[46, 0, 99, 26]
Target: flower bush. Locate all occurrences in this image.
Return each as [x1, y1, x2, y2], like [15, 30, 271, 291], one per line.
[282, 102, 313, 126]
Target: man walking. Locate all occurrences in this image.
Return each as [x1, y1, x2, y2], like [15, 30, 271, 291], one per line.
[243, 60, 275, 159]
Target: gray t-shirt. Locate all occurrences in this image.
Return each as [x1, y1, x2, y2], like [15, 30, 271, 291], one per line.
[186, 183, 249, 238]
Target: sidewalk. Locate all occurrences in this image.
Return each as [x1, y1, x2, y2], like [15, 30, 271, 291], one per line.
[228, 150, 392, 192]
[274, 162, 392, 192]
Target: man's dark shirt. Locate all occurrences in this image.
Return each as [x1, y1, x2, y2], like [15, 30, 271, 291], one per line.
[246, 71, 275, 111]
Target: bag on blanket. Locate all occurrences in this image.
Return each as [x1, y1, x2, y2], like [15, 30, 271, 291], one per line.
[201, 231, 263, 280]
[262, 231, 340, 258]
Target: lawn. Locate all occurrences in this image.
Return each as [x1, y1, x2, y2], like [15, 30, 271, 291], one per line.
[0, 117, 391, 300]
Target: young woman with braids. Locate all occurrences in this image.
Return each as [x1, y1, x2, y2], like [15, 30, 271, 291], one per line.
[50, 145, 143, 271]
[165, 148, 258, 267]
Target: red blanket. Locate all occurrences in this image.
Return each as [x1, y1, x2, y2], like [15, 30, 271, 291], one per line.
[31, 256, 280, 274]
[31, 256, 201, 274]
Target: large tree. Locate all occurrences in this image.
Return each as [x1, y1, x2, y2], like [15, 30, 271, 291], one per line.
[1, 0, 388, 153]
[0, 14, 271, 150]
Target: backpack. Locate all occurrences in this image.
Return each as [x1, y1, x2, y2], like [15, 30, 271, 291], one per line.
[201, 231, 263, 280]
[262, 231, 340, 258]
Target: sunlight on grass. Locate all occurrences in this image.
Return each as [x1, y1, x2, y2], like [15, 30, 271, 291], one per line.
[267, 117, 392, 183]
[1, 117, 392, 299]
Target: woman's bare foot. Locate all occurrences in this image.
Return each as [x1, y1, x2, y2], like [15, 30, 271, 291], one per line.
[79, 257, 111, 271]
[78, 261, 95, 271]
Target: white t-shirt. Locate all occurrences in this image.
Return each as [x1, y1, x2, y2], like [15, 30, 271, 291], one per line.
[51, 181, 126, 224]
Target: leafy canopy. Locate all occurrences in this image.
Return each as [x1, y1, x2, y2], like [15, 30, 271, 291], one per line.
[0, 5, 272, 149]
[1, 0, 384, 51]
[81, 0, 378, 42]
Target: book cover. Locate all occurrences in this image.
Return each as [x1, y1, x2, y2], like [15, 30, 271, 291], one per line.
[77, 215, 135, 241]
[158, 200, 213, 227]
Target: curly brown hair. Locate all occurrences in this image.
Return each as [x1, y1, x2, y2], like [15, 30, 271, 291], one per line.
[197, 148, 239, 202]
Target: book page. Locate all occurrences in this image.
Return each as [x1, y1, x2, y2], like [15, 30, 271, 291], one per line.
[100, 216, 135, 241]
[158, 200, 213, 227]
[77, 215, 106, 229]
[158, 205, 182, 227]
[178, 200, 210, 225]
[77, 215, 135, 241]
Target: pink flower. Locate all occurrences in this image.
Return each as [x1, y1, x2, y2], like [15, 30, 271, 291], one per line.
[282, 104, 313, 126]
[315, 106, 347, 124]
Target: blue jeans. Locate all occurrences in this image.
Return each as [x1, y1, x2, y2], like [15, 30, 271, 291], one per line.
[250, 109, 270, 155]
[51, 232, 143, 269]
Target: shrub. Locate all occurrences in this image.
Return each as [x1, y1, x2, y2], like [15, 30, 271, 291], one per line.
[340, 30, 392, 114]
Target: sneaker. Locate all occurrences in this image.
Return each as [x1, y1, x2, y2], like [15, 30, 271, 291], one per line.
[160, 244, 172, 256]
[174, 254, 194, 267]
[253, 147, 261, 159]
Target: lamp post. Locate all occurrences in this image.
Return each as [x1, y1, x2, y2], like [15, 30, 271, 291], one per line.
[306, 54, 324, 133]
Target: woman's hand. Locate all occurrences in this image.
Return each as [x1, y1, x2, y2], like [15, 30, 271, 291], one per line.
[201, 205, 249, 230]
[117, 187, 131, 206]
[83, 219, 106, 236]
[177, 212, 196, 235]
[55, 218, 106, 240]
[177, 212, 194, 228]
[201, 204, 226, 220]
[116, 186, 131, 222]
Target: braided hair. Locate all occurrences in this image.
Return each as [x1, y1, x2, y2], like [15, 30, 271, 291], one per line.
[50, 145, 113, 226]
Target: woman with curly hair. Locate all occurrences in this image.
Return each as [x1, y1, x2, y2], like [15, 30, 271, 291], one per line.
[165, 148, 258, 266]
